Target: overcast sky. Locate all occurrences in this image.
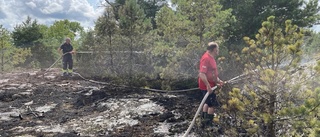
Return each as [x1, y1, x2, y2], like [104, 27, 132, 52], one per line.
[0, 0, 106, 31]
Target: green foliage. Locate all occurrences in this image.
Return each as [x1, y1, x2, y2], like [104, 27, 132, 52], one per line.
[315, 61, 320, 73]
[12, 17, 55, 68]
[31, 40, 58, 68]
[219, 0, 320, 79]
[171, 0, 235, 44]
[304, 32, 320, 57]
[220, 0, 320, 45]
[77, 1, 159, 86]
[107, 0, 152, 86]
[242, 16, 304, 71]
[227, 16, 320, 136]
[144, 0, 235, 89]
[0, 25, 31, 72]
[106, 0, 166, 29]
[76, 30, 97, 77]
[0, 25, 12, 71]
[280, 87, 320, 136]
[155, 5, 182, 41]
[92, 7, 119, 75]
[137, 0, 166, 29]
[96, 7, 118, 39]
[11, 48, 31, 67]
[12, 16, 43, 48]
[89, 0, 235, 89]
[78, 30, 95, 51]
[118, 0, 151, 36]
[10, 16, 84, 69]
[45, 20, 83, 69]
[46, 20, 83, 42]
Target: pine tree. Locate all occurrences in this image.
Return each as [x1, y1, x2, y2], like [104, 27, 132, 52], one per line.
[226, 16, 320, 136]
[118, 0, 152, 86]
[147, 0, 235, 89]
[0, 25, 30, 72]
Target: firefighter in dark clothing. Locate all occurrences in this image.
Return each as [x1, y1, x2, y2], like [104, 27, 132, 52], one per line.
[58, 37, 75, 76]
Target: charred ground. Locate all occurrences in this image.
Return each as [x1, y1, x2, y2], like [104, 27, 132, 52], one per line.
[0, 69, 219, 137]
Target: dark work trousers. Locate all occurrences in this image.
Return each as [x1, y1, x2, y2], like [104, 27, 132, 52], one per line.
[62, 54, 73, 71]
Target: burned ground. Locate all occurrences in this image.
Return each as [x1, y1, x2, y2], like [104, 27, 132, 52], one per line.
[0, 69, 215, 137]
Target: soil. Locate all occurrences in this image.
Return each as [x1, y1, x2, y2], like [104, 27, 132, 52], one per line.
[0, 69, 219, 137]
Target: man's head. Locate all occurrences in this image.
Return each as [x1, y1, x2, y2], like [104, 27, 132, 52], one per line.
[65, 37, 71, 44]
[207, 42, 219, 56]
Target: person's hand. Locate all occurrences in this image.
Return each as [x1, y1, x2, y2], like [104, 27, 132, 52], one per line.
[218, 81, 225, 88]
[206, 85, 213, 94]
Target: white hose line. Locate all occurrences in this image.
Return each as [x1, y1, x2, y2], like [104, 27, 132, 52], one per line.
[227, 73, 247, 83]
[45, 56, 63, 72]
[183, 86, 218, 137]
[45, 53, 69, 73]
[73, 72, 201, 93]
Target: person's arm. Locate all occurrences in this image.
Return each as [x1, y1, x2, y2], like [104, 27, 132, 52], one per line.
[70, 45, 75, 54]
[71, 48, 76, 54]
[212, 62, 224, 87]
[217, 77, 225, 87]
[217, 77, 223, 83]
[58, 46, 62, 55]
[199, 72, 213, 94]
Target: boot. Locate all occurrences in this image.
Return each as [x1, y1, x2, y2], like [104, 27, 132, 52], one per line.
[205, 114, 219, 131]
[206, 114, 214, 127]
[200, 112, 208, 129]
[67, 69, 73, 76]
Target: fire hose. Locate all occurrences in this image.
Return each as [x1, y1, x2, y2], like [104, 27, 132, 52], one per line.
[43, 52, 246, 136]
[182, 86, 218, 137]
[44, 52, 70, 74]
[182, 74, 247, 137]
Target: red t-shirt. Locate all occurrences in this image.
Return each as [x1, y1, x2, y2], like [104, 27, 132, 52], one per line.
[198, 52, 218, 90]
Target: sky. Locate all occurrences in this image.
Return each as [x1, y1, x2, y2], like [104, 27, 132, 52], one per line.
[0, 0, 319, 32]
[0, 0, 107, 31]
[312, 25, 320, 32]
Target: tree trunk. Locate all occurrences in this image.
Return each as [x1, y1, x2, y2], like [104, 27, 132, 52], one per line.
[1, 40, 3, 72]
[267, 94, 276, 137]
[108, 35, 114, 72]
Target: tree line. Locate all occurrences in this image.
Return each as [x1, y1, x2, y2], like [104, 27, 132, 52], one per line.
[1, 0, 320, 136]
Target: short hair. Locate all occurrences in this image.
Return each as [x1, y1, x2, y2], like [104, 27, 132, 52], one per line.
[207, 42, 218, 51]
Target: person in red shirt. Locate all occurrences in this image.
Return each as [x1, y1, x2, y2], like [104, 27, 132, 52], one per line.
[198, 42, 224, 128]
